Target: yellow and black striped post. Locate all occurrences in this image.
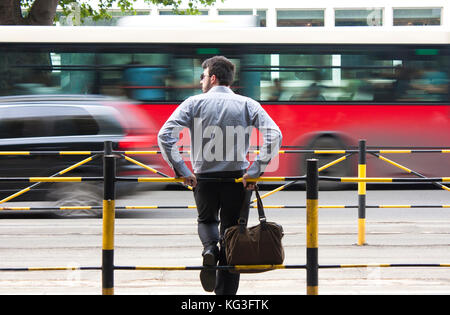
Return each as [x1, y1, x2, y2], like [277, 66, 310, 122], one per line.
[358, 140, 367, 246]
[306, 159, 319, 295]
[102, 141, 116, 295]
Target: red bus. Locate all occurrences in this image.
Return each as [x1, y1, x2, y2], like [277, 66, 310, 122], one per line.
[0, 26, 449, 182]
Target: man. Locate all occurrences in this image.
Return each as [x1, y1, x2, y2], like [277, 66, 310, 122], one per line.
[158, 56, 282, 294]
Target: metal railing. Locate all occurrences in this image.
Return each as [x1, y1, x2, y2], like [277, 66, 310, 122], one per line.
[0, 140, 448, 295]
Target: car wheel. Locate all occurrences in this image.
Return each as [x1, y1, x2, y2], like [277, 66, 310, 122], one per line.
[50, 183, 103, 218]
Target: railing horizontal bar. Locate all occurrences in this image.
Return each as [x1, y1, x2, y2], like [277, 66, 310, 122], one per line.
[115, 264, 303, 271]
[319, 176, 450, 183]
[1, 204, 448, 211]
[119, 204, 449, 210]
[319, 263, 450, 269]
[5, 263, 449, 272]
[0, 151, 102, 155]
[0, 177, 103, 182]
[115, 176, 306, 183]
[0, 176, 446, 183]
[0, 148, 448, 156]
[117, 149, 450, 155]
[0, 206, 98, 211]
[0, 266, 101, 271]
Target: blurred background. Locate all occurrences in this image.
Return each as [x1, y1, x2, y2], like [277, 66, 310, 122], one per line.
[0, 0, 448, 213]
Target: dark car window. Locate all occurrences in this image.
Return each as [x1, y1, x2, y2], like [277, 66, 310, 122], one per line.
[52, 115, 100, 136]
[0, 117, 50, 138]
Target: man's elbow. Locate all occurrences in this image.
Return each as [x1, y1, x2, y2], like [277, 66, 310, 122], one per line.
[276, 131, 283, 150]
[157, 129, 167, 147]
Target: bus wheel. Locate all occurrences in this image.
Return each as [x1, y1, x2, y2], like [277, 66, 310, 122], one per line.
[303, 135, 353, 190]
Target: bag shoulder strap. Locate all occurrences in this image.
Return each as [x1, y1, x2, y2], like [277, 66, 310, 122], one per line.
[254, 185, 267, 223]
[238, 185, 266, 227]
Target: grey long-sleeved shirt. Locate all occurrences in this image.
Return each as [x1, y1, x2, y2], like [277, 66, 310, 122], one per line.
[158, 86, 282, 178]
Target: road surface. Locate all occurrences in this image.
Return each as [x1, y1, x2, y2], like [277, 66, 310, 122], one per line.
[0, 188, 449, 295]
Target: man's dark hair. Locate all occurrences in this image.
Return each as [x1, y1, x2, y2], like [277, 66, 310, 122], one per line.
[202, 56, 235, 86]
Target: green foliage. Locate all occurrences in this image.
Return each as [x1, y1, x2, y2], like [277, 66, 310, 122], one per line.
[20, 0, 223, 21]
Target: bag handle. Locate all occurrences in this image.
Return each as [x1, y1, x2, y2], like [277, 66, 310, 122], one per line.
[254, 185, 267, 223]
[238, 185, 266, 228]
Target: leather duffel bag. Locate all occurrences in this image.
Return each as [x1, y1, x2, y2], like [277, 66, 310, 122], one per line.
[223, 186, 284, 273]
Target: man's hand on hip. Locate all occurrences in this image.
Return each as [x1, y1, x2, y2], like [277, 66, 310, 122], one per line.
[183, 174, 197, 188]
[242, 173, 256, 191]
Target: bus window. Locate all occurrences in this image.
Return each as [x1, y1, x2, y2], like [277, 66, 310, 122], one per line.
[240, 45, 449, 103]
[59, 53, 96, 94]
[166, 57, 203, 101]
[97, 52, 170, 100]
[340, 50, 393, 102]
[0, 50, 61, 96]
[240, 52, 333, 102]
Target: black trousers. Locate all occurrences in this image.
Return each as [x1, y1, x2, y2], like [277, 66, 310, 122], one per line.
[193, 170, 251, 295]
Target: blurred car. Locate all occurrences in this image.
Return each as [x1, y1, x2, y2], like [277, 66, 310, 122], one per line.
[0, 95, 161, 217]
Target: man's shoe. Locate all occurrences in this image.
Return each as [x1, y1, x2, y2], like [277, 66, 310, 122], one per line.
[200, 249, 217, 292]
